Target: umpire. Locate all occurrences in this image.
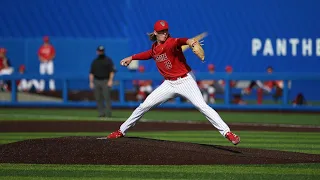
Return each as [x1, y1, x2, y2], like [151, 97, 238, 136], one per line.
[89, 45, 116, 117]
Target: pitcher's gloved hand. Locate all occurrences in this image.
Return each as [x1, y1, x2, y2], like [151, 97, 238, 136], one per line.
[188, 38, 205, 61]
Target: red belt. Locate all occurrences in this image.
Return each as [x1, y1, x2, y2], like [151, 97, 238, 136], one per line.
[165, 73, 188, 81]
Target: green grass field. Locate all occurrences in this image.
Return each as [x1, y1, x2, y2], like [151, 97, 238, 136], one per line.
[1, 163, 319, 180]
[1, 108, 320, 179]
[1, 108, 320, 125]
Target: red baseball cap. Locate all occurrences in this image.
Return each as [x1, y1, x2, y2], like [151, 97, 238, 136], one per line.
[208, 64, 215, 70]
[154, 20, 169, 32]
[43, 36, 49, 42]
[225, 65, 233, 72]
[19, 65, 26, 71]
[0, 47, 7, 54]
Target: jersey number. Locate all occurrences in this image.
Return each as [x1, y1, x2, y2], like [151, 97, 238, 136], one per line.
[164, 60, 172, 69]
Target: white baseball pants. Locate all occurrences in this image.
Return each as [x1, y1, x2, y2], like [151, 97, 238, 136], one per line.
[18, 79, 41, 91]
[39, 61, 55, 91]
[120, 72, 231, 137]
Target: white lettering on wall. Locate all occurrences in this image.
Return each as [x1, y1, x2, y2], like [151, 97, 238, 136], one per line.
[316, 38, 320, 56]
[289, 38, 299, 56]
[263, 38, 274, 56]
[252, 38, 262, 56]
[302, 38, 312, 56]
[276, 39, 287, 56]
[252, 38, 320, 57]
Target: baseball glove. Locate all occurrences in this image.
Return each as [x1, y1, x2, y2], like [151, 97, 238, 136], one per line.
[182, 32, 208, 52]
[190, 39, 205, 61]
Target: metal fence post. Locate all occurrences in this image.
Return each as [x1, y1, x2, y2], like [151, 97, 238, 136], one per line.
[11, 79, 17, 102]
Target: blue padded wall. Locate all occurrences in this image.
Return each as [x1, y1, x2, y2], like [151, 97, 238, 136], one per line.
[0, 0, 127, 38]
[1, 0, 320, 100]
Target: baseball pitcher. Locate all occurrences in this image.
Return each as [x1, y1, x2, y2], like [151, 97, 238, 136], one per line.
[107, 20, 240, 145]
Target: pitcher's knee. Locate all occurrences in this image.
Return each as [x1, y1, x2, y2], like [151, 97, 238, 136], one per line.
[138, 102, 152, 111]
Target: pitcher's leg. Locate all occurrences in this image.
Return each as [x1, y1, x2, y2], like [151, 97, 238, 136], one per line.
[177, 75, 230, 136]
[120, 81, 175, 134]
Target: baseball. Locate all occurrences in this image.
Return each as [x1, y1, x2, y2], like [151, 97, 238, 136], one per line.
[121, 62, 125, 66]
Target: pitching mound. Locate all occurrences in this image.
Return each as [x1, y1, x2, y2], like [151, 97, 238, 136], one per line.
[1, 136, 320, 165]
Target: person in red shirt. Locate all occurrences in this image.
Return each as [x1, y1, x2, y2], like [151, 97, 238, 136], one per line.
[17, 65, 41, 92]
[216, 65, 245, 105]
[242, 66, 285, 104]
[218, 65, 236, 87]
[38, 36, 56, 91]
[133, 65, 153, 101]
[0, 48, 14, 91]
[106, 20, 240, 145]
[0, 48, 13, 75]
[243, 66, 274, 94]
[0, 48, 6, 72]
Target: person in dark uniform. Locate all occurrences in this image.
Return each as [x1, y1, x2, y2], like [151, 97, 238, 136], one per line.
[89, 45, 116, 117]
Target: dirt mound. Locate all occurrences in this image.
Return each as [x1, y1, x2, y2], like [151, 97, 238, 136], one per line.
[1, 137, 320, 165]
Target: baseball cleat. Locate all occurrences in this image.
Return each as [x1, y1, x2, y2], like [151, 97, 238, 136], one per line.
[225, 131, 240, 145]
[107, 130, 124, 139]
